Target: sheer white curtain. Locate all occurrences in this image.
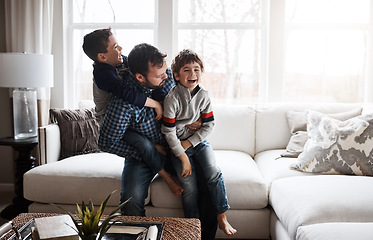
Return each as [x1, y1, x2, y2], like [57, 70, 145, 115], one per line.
[4, 0, 54, 126]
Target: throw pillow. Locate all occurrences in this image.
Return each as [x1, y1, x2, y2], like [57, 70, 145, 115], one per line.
[281, 108, 363, 158]
[50, 108, 100, 159]
[292, 111, 373, 176]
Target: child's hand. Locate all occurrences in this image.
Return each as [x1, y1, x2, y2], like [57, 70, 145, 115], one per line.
[186, 117, 202, 133]
[144, 98, 163, 120]
[181, 140, 192, 151]
[179, 153, 192, 178]
[154, 101, 163, 120]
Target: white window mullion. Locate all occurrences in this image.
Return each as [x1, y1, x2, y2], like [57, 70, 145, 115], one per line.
[172, 0, 178, 61]
[158, 0, 173, 65]
[66, 0, 75, 108]
[267, 0, 285, 102]
[259, 0, 269, 103]
[365, 4, 373, 103]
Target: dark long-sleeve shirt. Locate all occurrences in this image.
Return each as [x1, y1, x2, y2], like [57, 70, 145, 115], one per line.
[92, 55, 167, 126]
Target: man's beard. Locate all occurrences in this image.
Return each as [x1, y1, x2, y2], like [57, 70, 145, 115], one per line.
[143, 76, 165, 89]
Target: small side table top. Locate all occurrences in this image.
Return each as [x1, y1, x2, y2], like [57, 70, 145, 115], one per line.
[4, 213, 202, 240]
[0, 136, 38, 147]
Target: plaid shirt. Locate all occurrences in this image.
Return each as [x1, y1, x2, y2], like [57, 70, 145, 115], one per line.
[98, 68, 175, 160]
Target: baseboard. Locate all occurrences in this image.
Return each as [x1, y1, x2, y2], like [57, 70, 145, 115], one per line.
[0, 183, 14, 192]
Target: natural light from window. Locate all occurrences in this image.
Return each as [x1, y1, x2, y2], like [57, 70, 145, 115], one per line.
[69, 0, 372, 107]
[283, 0, 370, 102]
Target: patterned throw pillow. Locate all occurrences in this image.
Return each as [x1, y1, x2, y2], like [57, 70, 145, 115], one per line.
[292, 111, 373, 176]
[281, 108, 362, 158]
[50, 108, 100, 159]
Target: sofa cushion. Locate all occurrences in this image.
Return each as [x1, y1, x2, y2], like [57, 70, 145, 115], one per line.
[23, 153, 152, 206]
[255, 102, 363, 154]
[50, 108, 100, 159]
[281, 108, 362, 158]
[208, 104, 255, 156]
[255, 149, 313, 190]
[150, 150, 268, 210]
[270, 175, 373, 240]
[297, 222, 373, 240]
[293, 111, 373, 176]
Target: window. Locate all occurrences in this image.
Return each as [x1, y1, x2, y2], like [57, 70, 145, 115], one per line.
[66, 0, 373, 108]
[282, 0, 371, 103]
[174, 0, 267, 104]
[69, 0, 157, 107]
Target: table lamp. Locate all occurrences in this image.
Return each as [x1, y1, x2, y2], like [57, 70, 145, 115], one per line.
[0, 53, 54, 139]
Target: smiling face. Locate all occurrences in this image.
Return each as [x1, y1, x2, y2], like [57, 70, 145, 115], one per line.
[174, 61, 202, 92]
[98, 35, 123, 67]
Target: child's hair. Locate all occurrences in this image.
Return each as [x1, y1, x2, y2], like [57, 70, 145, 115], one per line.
[128, 43, 167, 77]
[171, 49, 204, 80]
[82, 28, 113, 62]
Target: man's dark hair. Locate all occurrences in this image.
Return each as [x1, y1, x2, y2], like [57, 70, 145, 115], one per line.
[171, 49, 204, 80]
[82, 28, 112, 62]
[128, 43, 167, 77]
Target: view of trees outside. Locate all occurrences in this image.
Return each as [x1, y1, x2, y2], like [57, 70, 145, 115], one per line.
[69, 0, 371, 106]
[283, 0, 370, 102]
[176, 0, 262, 104]
[71, 0, 156, 103]
[70, 0, 263, 105]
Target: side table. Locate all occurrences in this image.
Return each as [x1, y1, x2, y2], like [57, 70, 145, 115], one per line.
[0, 136, 38, 220]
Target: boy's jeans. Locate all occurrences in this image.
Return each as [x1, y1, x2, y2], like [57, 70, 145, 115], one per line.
[172, 140, 229, 218]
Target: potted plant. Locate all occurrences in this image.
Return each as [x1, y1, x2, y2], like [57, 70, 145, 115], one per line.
[55, 191, 130, 240]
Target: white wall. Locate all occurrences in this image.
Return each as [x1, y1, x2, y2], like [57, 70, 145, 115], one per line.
[0, 0, 16, 190]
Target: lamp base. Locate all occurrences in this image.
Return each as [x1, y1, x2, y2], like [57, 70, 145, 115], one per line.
[13, 88, 38, 139]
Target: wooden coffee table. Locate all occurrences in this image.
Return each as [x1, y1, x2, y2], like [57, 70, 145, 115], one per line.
[2, 213, 201, 240]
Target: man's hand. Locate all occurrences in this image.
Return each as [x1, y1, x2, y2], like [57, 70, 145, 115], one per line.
[186, 117, 202, 134]
[179, 153, 192, 178]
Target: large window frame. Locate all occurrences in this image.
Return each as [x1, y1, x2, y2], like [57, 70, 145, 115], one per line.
[60, 0, 373, 109]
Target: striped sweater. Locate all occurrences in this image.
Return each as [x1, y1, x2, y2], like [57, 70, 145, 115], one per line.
[162, 83, 215, 157]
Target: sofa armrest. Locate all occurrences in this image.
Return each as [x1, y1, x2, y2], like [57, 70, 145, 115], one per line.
[38, 124, 61, 165]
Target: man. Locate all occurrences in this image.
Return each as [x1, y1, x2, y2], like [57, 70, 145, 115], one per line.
[98, 43, 217, 239]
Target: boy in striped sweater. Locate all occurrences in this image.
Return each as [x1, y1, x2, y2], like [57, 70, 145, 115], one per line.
[162, 49, 237, 236]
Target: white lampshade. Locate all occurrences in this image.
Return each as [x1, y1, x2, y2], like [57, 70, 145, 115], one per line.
[0, 53, 54, 139]
[0, 53, 54, 88]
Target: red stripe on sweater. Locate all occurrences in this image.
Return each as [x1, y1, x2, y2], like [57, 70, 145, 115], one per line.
[163, 116, 176, 123]
[201, 111, 213, 119]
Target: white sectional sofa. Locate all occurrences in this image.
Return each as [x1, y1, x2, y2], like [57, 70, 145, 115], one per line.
[23, 102, 373, 239]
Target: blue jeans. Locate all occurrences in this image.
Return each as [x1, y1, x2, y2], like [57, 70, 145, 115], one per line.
[120, 129, 167, 215]
[120, 132, 218, 239]
[171, 140, 229, 218]
[122, 129, 164, 174]
[120, 157, 155, 216]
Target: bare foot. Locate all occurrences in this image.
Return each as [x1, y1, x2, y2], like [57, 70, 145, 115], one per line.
[159, 170, 184, 196]
[217, 212, 237, 236]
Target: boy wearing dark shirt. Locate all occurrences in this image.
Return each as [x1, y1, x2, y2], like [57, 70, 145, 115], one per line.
[83, 28, 162, 126]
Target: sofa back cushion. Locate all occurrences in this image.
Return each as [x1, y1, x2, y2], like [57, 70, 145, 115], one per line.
[208, 104, 255, 156]
[254, 102, 363, 154]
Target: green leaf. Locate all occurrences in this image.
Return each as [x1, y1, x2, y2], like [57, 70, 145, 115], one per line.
[88, 199, 94, 211]
[76, 204, 83, 219]
[108, 197, 131, 217]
